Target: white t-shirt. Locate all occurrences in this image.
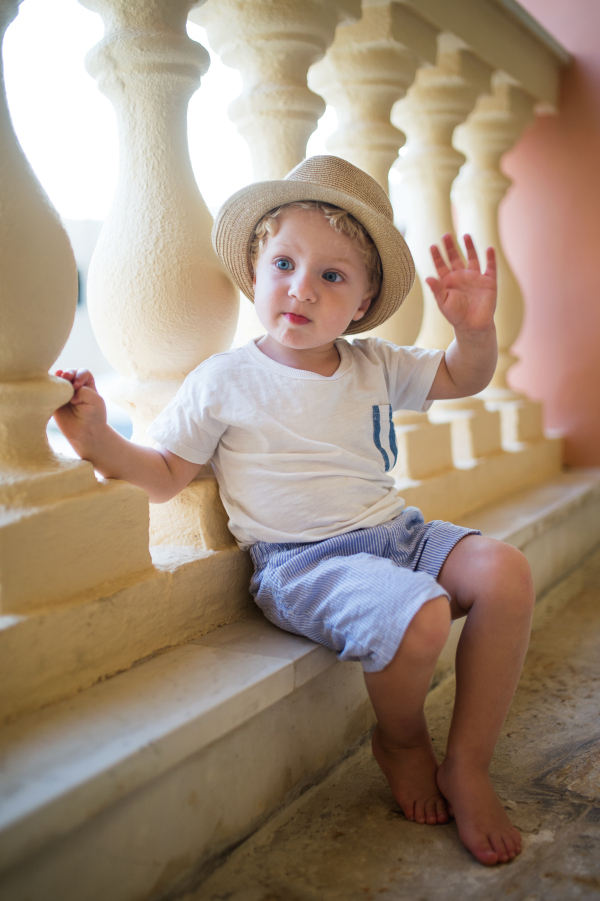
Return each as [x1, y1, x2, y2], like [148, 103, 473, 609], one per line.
[148, 338, 443, 549]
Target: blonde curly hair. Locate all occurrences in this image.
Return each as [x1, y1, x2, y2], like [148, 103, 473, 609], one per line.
[249, 201, 383, 300]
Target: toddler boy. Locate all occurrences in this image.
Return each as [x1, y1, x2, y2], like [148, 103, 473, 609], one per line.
[54, 155, 534, 867]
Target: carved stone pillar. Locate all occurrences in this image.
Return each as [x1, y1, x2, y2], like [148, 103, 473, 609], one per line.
[453, 77, 543, 444]
[0, 0, 151, 613]
[392, 47, 503, 462]
[81, 0, 239, 548]
[308, 1, 438, 348]
[391, 411, 453, 482]
[392, 47, 493, 351]
[193, 0, 361, 181]
[308, 1, 437, 190]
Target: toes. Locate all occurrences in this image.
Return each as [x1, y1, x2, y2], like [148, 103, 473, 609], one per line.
[414, 800, 426, 824]
[471, 838, 500, 867]
[502, 829, 523, 860]
[503, 833, 518, 860]
[424, 798, 439, 824]
[403, 800, 415, 822]
[435, 797, 449, 824]
[513, 830, 523, 855]
[490, 833, 511, 863]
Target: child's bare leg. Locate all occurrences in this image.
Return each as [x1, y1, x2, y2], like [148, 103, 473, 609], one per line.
[436, 536, 535, 866]
[364, 595, 451, 825]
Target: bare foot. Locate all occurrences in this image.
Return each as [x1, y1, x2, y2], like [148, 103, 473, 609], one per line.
[437, 757, 522, 866]
[372, 725, 450, 825]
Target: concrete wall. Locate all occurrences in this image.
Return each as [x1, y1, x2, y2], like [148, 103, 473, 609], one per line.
[501, 0, 600, 466]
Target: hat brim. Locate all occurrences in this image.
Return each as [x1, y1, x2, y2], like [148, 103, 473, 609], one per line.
[212, 179, 415, 335]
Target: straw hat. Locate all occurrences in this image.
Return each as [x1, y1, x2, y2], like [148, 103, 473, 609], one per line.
[212, 155, 415, 336]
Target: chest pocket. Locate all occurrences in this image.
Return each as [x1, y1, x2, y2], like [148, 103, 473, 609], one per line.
[372, 404, 398, 472]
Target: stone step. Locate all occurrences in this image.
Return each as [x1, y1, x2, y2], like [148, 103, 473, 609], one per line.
[0, 468, 599, 901]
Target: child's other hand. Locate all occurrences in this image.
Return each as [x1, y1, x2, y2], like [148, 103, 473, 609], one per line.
[425, 234, 496, 335]
[53, 368, 108, 452]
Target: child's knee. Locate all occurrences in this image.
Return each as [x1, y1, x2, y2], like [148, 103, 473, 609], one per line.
[401, 595, 451, 663]
[484, 541, 535, 613]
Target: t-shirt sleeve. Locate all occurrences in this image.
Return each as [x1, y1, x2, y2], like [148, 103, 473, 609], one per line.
[146, 366, 227, 464]
[357, 338, 444, 413]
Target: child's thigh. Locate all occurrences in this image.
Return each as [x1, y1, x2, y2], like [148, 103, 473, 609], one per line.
[254, 551, 448, 673]
[437, 535, 533, 616]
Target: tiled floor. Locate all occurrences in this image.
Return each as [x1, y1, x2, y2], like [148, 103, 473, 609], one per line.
[187, 547, 600, 901]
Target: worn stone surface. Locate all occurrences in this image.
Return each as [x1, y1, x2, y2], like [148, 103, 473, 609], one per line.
[188, 547, 600, 901]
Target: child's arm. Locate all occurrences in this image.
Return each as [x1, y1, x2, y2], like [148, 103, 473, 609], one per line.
[53, 369, 202, 503]
[425, 234, 498, 401]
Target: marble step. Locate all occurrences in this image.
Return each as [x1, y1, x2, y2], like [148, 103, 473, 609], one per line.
[0, 469, 599, 901]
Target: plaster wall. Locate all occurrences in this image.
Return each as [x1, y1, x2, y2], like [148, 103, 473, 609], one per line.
[501, 0, 600, 466]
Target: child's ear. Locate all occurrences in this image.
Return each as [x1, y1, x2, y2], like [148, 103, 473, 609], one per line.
[352, 295, 372, 321]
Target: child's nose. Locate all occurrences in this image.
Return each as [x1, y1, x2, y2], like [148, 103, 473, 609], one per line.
[288, 268, 318, 302]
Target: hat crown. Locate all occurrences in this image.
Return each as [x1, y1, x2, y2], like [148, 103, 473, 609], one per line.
[284, 155, 394, 223]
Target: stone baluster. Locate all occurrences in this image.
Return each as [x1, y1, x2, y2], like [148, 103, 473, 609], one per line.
[80, 0, 239, 549]
[192, 0, 360, 182]
[308, 0, 438, 349]
[392, 46, 503, 464]
[305, 0, 452, 474]
[0, 0, 151, 613]
[392, 46, 492, 350]
[452, 77, 543, 445]
[391, 411, 453, 483]
[309, 0, 437, 190]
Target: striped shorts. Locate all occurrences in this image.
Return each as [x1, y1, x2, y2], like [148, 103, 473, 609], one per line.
[249, 507, 480, 673]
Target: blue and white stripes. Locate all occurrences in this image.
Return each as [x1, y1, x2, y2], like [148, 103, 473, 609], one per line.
[250, 508, 480, 672]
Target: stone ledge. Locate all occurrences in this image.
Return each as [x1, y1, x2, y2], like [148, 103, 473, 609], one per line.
[0, 545, 254, 726]
[0, 614, 337, 878]
[397, 435, 562, 522]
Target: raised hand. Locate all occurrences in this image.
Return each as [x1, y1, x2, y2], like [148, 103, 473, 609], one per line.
[53, 368, 107, 456]
[425, 234, 496, 335]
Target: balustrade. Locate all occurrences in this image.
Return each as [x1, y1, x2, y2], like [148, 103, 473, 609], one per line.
[0, 0, 565, 598]
[452, 76, 544, 445]
[308, 0, 436, 350]
[0, 0, 151, 614]
[391, 44, 505, 464]
[80, 0, 239, 548]
[193, 0, 360, 182]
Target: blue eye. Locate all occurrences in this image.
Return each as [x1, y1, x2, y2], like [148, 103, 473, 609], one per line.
[276, 259, 292, 270]
[323, 271, 341, 283]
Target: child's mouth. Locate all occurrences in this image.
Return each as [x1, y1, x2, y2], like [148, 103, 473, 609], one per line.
[284, 313, 311, 325]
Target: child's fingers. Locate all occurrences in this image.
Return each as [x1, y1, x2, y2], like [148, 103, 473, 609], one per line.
[425, 276, 447, 305]
[442, 233, 465, 270]
[71, 385, 103, 406]
[463, 234, 481, 271]
[429, 244, 450, 279]
[485, 246, 496, 279]
[55, 368, 76, 383]
[56, 368, 98, 392]
[72, 368, 97, 391]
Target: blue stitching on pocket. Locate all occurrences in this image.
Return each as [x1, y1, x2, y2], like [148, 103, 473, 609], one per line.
[388, 405, 398, 469]
[372, 405, 390, 471]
